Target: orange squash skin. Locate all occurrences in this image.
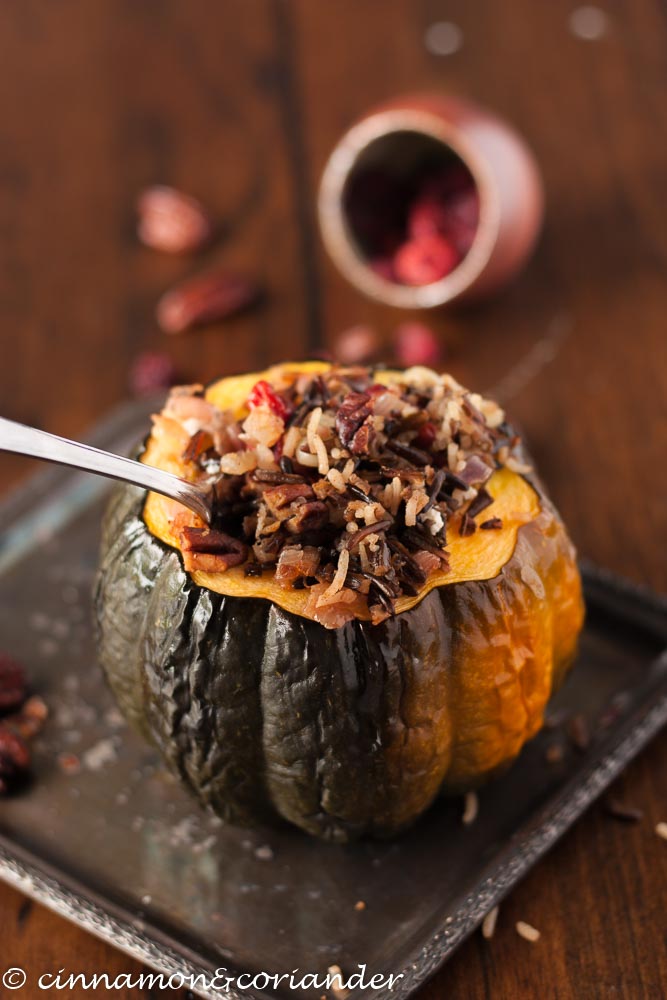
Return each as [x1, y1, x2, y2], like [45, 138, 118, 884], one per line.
[94, 368, 584, 842]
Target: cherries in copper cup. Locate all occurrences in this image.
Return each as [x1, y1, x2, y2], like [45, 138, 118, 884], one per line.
[318, 94, 544, 309]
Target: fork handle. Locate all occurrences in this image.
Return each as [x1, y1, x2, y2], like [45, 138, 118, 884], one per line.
[0, 416, 212, 524]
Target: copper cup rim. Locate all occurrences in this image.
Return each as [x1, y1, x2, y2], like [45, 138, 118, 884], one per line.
[318, 107, 501, 309]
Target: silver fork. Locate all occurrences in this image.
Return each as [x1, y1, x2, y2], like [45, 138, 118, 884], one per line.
[0, 416, 213, 524]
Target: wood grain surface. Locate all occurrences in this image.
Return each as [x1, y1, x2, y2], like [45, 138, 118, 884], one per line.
[0, 2, 665, 997]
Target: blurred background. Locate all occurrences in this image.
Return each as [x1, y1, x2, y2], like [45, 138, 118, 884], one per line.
[0, 3, 666, 995]
[0, 1, 665, 594]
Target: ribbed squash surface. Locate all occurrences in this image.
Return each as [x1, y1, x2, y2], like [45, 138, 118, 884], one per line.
[94, 364, 584, 841]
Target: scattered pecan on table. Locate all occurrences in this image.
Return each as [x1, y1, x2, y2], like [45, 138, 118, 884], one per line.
[156, 270, 260, 334]
[0, 653, 48, 796]
[137, 185, 214, 254]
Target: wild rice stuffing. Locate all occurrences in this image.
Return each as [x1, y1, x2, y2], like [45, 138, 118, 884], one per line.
[153, 364, 530, 627]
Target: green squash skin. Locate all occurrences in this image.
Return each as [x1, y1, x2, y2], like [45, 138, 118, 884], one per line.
[94, 482, 583, 843]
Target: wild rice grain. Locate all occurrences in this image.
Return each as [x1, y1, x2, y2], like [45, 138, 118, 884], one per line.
[327, 965, 348, 999]
[604, 798, 643, 823]
[516, 921, 541, 943]
[462, 790, 479, 825]
[342, 458, 356, 481]
[319, 549, 349, 603]
[306, 406, 323, 450]
[282, 425, 301, 458]
[405, 493, 420, 527]
[313, 434, 330, 474]
[327, 468, 347, 492]
[220, 450, 258, 476]
[482, 905, 499, 939]
[295, 443, 320, 467]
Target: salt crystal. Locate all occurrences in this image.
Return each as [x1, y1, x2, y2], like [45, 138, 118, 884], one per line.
[82, 738, 117, 772]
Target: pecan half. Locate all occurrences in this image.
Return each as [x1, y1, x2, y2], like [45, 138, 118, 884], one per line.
[253, 532, 284, 564]
[0, 653, 27, 714]
[263, 482, 314, 517]
[182, 429, 214, 463]
[285, 500, 329, 534]
[180, 526, 247, 572]
[137, 185, 213, 254]
[157, 271, 259, 334]
[458, 454, 494, 486]
[350, 418, 374, 455]
[335, 392, 372, 447]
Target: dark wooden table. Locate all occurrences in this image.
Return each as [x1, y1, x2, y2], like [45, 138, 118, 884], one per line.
[0, 2, 665, 997]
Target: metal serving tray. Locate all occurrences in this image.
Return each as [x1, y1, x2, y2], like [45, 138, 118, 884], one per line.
[0, 399, 665, 1000]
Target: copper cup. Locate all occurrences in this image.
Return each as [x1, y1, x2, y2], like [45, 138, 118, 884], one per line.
[318, 94, 544, 309]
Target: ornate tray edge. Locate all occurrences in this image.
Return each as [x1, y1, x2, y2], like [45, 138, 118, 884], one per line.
[0, 846, 251, 1000]
[0, 405, 666, 999]
[381, 687, 667, 999]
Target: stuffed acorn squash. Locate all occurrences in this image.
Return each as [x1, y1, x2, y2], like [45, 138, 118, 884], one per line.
[94, 361, 584, 842]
